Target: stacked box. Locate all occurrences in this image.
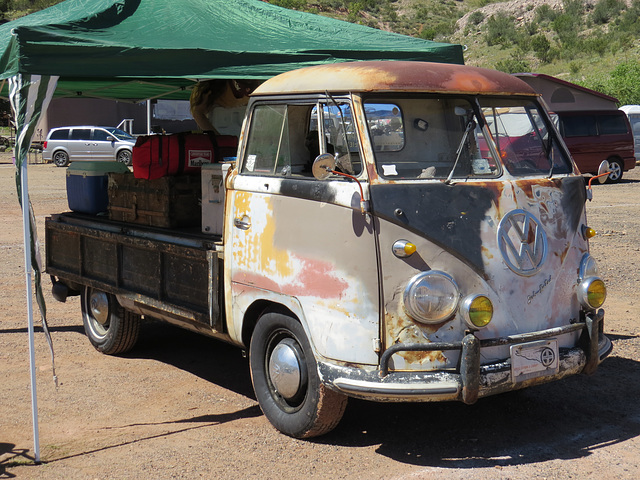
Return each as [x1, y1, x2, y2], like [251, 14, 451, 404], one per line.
[66, 161, 130, 215]
[108, 172, 201, 228]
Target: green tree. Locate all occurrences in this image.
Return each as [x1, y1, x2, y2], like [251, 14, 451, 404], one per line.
[485, 13, 517, 47]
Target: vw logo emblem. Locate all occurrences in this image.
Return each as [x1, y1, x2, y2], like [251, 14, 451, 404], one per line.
[497, 209, 548, 276]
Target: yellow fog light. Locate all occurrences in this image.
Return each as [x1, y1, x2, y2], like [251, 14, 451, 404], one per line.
[461, 294, 494, 330]
[578, 277, 607, 310]
[392, 240, 417, 258]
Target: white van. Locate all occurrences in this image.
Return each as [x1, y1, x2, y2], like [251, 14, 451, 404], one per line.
[619, 105, 640, 162]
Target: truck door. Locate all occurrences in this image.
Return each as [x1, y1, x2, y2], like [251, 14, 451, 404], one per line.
[225, 99, 381, 365]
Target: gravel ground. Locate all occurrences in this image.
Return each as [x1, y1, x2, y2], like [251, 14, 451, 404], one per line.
[1, 157, 639, 479]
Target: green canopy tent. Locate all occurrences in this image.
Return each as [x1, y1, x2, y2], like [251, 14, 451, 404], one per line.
[0, 0, 463, 102]
[0, 0, 464, 462]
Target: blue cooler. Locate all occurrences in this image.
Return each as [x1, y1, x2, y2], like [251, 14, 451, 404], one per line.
[66, 161, 130, 214]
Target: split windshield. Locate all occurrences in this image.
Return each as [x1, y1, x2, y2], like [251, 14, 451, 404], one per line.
[364, 96, 572, 180]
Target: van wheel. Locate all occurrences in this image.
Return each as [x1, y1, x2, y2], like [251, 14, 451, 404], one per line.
[81, 286, 140, 355]
[53, 151, 69, 167]
[117, 149, 132, 166]
[606, 159, 623, 184]
[249, 312, 348, 438]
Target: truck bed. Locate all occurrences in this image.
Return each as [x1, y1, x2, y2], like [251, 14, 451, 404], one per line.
[45, 212, 225, 335]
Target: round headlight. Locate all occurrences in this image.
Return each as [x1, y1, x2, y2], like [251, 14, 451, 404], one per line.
[579, 253, 598, 282]
[577, 276, 606, 310]
[403, 271, 460, 324]
[460, 294, 494, 329]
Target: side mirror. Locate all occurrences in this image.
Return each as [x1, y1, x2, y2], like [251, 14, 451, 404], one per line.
[596, 160, 610, 184]
[587, 160, 611, 201]
[312, 153, 336, 180]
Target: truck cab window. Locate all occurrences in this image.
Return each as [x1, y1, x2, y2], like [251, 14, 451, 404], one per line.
[242, 104, 291, 175]
[310, 102, 362, 176]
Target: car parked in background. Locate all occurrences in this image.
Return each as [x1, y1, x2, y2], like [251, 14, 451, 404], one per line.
[43, 126, 136, 167]
[619, 105, 640, 163]
[554, 110, 635, 183]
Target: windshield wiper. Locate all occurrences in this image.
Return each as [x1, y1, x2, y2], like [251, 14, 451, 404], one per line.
[445, 118, 476, 185]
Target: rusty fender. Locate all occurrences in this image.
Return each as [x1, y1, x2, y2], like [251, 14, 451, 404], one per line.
[318, 310, 611, 403]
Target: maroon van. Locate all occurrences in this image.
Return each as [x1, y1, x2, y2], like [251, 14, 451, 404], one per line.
[556, 110, 635, 183]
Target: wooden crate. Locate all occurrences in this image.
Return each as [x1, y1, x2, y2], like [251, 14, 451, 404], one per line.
[108, 173, 201, 228]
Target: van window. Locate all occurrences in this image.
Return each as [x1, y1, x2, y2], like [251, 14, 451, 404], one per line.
[70, 129, 91, 141]
[482, 101, 571, 176]
[366, 96, 486, 179]
[49, 129, 68, 140]
[92, 129, 111, 141]
[242, 101, 361, 177]
[366, 103, 404, 152]
[561, 115, 597, 137]
[598, 114, 628, 135]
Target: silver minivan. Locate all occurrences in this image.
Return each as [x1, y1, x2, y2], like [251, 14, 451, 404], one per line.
[43, 126, 136, 167]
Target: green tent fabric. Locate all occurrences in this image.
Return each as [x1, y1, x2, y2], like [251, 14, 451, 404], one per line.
[0, 0, 464, 103]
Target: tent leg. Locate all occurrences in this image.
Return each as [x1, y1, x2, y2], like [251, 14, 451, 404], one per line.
[21, 161, 40, 464]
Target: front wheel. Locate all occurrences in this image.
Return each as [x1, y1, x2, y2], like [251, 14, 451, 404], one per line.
[117, 149, 132, 166]
[606, 159, 623, 184]
[249, 312, 347, 438]
[81, 286, 140, 355]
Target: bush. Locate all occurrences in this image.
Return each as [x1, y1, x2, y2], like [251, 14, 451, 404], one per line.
[485, 13, 517, 47]
[591, 0, 625, 25]
[495, 55, 531, 74]
[468, 11, 484, 26]
[531, 34, 553, 63]
[534, 4, 558, 25]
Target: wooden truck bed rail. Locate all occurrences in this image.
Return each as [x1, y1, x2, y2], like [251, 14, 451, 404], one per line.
[45, 213, 224, 333]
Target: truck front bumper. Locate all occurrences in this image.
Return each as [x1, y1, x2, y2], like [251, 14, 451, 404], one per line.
[318, 310, 612, 404]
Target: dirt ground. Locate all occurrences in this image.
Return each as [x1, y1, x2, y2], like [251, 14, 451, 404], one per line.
[1, 156, 640, 479]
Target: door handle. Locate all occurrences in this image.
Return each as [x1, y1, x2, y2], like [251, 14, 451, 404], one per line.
[234, 216, 250, 230]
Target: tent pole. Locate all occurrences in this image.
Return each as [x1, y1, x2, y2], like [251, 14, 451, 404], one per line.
[146, 100, 151, 134]
[20, 160, 40, 464]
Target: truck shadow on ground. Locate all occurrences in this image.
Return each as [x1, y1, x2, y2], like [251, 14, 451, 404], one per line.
[323, 334, 640, 469]
[128, 320, 256, 400]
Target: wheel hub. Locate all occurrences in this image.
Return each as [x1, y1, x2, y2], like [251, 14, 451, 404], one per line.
[89, 291, 110, 326]
[269, 339, 305, 400]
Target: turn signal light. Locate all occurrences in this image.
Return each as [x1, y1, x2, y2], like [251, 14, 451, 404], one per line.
[392, 240, 417, 258]
[582, 225, 597, 240]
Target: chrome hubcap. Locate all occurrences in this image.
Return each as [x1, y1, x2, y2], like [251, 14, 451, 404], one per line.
[269, 339, 303, 400]
[89, 291, 110, 326]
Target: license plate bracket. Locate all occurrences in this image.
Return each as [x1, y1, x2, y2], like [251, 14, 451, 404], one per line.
[510, 339, 559, 383]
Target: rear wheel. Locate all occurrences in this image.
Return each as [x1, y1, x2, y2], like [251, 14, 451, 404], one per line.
[53, 150, 69, 167]
[81, 286, 140, 355]
[249, 312, 347, 438]
[606, 158, 623, 184]
[117, 149, 132, 166]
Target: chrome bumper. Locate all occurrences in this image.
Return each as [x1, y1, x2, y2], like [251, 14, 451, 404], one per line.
[319, 310, 612, 404]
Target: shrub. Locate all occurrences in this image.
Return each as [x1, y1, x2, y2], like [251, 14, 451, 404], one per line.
[531, 34, 553, 63]
[495, 56, 531, 74]
[591, 0, 625, 25]
[469, 11, 484, 26]
[485, 13, 518, 47]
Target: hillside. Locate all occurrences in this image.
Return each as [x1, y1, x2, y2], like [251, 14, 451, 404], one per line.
[2, 0, 639, 104]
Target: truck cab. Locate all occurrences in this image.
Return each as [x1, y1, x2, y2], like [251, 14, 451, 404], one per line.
[47, 61, 612, 439]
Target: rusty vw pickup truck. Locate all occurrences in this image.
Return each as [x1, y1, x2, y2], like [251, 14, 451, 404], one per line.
[46, 61, 612, 438]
